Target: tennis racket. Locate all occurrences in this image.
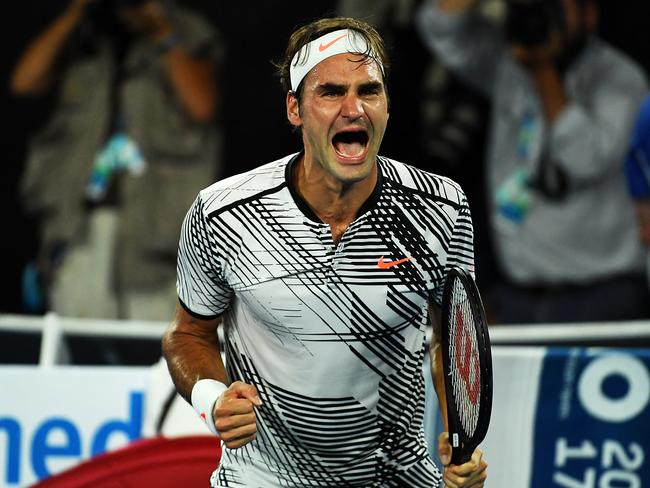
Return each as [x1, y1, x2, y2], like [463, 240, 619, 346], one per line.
[440, 266, 493, 465]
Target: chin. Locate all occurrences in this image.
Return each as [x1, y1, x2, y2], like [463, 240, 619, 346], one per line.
[332, 159, 375, 183]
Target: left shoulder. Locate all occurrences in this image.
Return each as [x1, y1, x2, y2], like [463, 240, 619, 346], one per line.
[578, 39, 648, 90]
[377, 156, 467, 206]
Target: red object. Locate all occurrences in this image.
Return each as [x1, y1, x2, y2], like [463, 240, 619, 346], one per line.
[32, 436, 221, 488]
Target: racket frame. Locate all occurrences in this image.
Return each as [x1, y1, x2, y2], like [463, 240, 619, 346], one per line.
[440, 267, 493, 466]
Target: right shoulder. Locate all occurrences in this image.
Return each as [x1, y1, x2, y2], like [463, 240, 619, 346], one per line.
[195, 153, 296, 217]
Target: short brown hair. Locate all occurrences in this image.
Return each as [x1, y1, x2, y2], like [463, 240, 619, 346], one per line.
[274, 17, 391, 101]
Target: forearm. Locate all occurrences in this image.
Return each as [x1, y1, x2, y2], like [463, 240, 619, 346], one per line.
[530, 63, 568, 123]
[147, 10, 217, 123]
[11, 4, 84, 95]
[428, 301, 449, 429]
[430, 342, 449, 430]
[160, 46, 218, 123]
[161, 306, 228, 404]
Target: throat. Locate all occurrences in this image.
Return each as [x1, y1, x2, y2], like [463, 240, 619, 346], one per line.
[324, 219, 351, 245]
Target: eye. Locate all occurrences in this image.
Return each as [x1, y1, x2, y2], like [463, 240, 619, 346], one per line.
[359, 86, 382, 97]
[322, 89, 344, 98]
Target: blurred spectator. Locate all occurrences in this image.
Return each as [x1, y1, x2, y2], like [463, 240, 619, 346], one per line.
[417, 0, 650, 323]
[624, 94, 650, 286]
[11, 0, 222, 323]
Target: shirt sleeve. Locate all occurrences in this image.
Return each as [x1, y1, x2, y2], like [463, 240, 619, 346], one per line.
[431, 191, 476, 307]
[548, 56, 648, 185]
[176, 194, 233, 318]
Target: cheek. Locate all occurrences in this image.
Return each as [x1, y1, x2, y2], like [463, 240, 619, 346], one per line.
[302, 105, 338, 132]
[369, 108, 389, 132]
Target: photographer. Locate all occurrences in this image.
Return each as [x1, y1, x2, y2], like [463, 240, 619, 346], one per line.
[416, 0, 650, 323]
[11, 0, 222, 354]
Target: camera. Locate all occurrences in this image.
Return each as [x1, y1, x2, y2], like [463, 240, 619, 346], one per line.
[505, 0, 565, 47]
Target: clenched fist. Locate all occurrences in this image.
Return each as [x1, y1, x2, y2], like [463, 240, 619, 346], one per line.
[213, 381, 262, 449]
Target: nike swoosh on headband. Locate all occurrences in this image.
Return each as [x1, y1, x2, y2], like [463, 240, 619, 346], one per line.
[318, 34, 347, 52]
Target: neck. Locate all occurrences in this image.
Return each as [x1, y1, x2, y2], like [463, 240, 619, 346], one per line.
[294, 155, 378, 225]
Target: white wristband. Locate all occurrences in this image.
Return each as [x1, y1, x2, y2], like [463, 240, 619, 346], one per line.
[191, 379, 228, 436]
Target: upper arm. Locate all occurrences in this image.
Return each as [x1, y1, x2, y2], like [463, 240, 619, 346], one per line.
[549, 61, 648, 183]
[170, 302, 222, 339]
[161, 302, 227, 402]
[162, 302, 223, 359]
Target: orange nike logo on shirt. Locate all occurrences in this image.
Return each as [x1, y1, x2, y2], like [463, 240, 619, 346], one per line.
[377, 256, 412, 269]
[319, 34, 347, 52]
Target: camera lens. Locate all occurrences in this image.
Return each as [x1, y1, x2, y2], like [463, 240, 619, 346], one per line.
[505, 0, 564, 47]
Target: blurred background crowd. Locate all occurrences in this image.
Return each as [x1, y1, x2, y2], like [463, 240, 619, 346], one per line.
[2, 0, 650, 364]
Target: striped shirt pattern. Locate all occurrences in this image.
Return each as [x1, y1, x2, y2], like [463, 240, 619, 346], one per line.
[177, 153, 474, 487]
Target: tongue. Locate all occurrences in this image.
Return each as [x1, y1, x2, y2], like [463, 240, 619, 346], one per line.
[334, 141, 365, 157]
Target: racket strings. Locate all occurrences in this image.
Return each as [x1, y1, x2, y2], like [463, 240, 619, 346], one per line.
[447, 279, 481, 437]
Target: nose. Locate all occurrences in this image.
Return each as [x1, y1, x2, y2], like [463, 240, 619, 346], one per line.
[341, 93, 364, 120]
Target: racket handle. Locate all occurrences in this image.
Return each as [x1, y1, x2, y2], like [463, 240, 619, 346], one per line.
[450, 433, 472, 465]
[451, 447, 472, 466]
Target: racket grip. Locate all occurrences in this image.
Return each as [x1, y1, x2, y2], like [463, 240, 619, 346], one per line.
[451, 447, 472, 466]
[450, 434, 472, 466]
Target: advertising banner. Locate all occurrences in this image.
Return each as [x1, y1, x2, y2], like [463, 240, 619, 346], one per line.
[0, 366, 149, 488]
[531, 348, 650, 488]
[3, 347, 649, 487]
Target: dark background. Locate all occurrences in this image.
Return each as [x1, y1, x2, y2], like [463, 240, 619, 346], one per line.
[2, 0, 650, 315]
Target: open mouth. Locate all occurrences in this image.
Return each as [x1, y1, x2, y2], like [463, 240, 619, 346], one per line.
[332, 130, 369, 160]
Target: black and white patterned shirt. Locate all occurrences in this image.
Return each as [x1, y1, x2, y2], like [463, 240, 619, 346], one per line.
[177, 153, 474, 487]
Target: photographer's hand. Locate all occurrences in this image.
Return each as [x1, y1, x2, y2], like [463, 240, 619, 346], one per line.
[510, 28, 563, 69]
[10, 0, 93, 96]
[117, 0, 174, 40]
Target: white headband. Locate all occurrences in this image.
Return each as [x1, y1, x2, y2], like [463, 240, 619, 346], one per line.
[289, 29, 384, 92]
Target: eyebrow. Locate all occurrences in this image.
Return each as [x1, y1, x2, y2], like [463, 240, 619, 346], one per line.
[358, 81, 383, 92]
[316, 82, 346, 93]
[316, 81, 384, 93]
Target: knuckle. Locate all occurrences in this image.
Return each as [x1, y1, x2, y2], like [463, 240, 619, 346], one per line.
[214, 418, 228, 432]
[213, 407, 229, 419]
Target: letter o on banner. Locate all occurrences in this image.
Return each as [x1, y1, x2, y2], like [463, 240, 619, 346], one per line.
[578, 354, 650, 423]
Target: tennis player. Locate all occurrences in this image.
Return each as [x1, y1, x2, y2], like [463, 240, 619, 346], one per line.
[162, 16, 488, 487]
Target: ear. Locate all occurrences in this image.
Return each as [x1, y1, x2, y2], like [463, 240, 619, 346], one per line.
[286, 91, 302, 128]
